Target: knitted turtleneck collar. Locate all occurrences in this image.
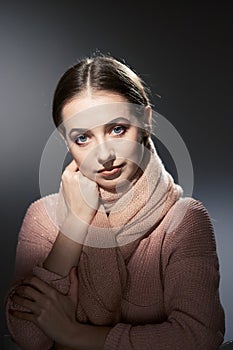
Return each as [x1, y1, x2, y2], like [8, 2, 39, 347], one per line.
[75, 139, 183, 326]
[80, 139, 183, 249]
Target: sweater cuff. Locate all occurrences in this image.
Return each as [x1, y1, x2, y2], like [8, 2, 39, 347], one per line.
[32, 265, 70, 295]
[103, 323, 131, 350]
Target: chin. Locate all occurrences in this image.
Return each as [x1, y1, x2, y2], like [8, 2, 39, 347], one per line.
[98, 181, 118, 191]
[99, 177, 133, 193]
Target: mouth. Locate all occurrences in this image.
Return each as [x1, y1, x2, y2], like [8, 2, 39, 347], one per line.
[98, 164, 124, 179]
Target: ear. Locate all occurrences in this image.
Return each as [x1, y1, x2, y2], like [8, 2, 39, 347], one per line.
[144, 105, 152, 129]
[141, 105, 152, 137]
[139, 106, 152, 146]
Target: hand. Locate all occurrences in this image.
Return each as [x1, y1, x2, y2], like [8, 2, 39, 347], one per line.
[61, 159, 100, 224]
[10, 267, 80, 348]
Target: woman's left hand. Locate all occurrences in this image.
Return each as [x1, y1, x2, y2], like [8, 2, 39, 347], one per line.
[10, 267, 80, 348]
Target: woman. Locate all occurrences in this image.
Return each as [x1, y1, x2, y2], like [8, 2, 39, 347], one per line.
[5, 55, 225, 350]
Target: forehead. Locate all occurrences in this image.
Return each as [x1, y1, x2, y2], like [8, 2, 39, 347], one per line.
[61, 93, 140, 132]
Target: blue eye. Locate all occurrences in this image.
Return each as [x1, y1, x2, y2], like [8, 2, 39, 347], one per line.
[112, 125, 126, 136]
[75, 134, 88, 145]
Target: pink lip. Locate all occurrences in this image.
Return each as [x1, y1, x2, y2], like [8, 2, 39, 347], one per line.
[97, 164, 124, 180]
[100, 167, 121, 177]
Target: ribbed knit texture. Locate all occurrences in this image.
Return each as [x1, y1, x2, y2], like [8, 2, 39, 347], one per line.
[5, 196, 225, 349]
[4, 144, 225, 349]
[73, 145, 183, 327]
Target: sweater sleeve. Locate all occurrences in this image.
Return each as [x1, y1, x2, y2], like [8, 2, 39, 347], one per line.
[4, 197, 70, 350]
[103, 199, 225, 350]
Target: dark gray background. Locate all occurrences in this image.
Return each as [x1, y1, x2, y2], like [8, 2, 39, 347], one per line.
[1, 0, 232, 344]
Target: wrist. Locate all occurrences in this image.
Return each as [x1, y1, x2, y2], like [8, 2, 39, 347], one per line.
[61, 214, 89, 243]
[43, 228, 84, 276]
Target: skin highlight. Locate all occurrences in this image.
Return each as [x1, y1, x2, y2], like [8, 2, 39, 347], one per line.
[61, 91, 151, 191]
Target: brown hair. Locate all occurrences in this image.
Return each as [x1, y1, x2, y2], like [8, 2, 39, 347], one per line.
[52, 55, 150, 147]
[52, 54, 152, 145]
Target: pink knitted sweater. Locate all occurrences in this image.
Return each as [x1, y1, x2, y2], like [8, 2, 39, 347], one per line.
[5, 195, 225, 349]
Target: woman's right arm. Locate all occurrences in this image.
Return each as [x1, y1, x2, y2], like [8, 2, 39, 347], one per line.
[5, 160, 99, 349]
[43, 160, 99, 277]
[5, 199, 64, 350]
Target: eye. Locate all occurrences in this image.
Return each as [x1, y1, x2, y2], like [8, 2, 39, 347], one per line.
[111, 125, 127, 136]
[75, 134, 89, 145]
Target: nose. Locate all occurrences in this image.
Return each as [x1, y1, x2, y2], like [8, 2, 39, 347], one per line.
[96, 141, 116, 166]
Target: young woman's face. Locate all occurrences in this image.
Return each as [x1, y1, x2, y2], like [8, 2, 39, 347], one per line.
[61, 91, 149, 190]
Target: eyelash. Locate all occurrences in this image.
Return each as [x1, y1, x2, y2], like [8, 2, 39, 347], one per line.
[111, 125, 128, 136]
[74, 124, 129, 146]
[75, 134, 88, 145]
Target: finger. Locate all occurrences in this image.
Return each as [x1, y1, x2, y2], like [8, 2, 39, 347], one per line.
[77, 171, 98, 192]
[65, 159, 79, 172]
[9, 309, 36, 323]
[68, 267, 78, 304]
[11, 294, 41, 315]
[21, 276, 57, 296]
[14, 285, 42, 301]
[13, 284, 46, 310]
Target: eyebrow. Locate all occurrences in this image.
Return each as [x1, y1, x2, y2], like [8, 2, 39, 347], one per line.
[67, 117, 131, 138]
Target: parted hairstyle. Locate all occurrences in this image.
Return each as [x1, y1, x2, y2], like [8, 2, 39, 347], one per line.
[52, 54, 152, 146]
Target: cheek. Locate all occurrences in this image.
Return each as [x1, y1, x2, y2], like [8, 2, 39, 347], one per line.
[69, 148, 80, 164]
[69, 148, 87, 171]
[115, 139, 143, 163]
[70, 148, 96, 178]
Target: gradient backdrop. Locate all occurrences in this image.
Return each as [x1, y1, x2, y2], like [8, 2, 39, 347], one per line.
[0, 0, 232, 345]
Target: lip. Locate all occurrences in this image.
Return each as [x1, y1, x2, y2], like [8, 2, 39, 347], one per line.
[98, 165, 123, 179]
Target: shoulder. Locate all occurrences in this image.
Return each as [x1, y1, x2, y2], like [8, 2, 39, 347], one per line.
[25, 193, 60, 218]
[161, 197, 217, 259]
[20, 193, 61, 234]
[164, 197, 213, 234]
